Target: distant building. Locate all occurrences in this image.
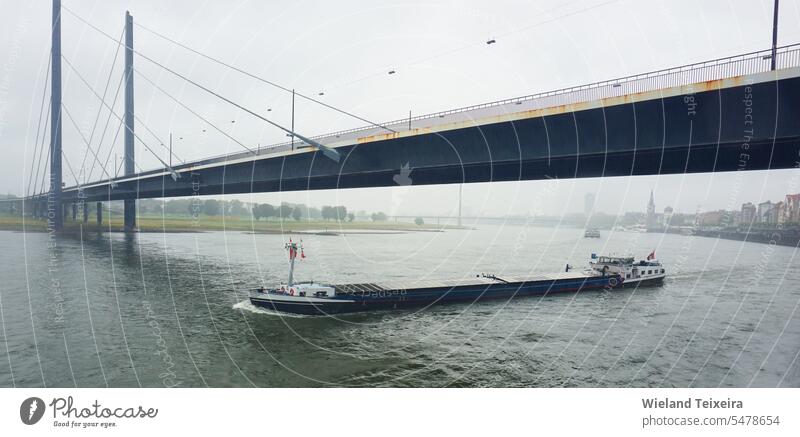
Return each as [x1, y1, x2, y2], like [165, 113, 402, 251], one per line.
[741, 202, 756, 224]
[757, 201, 774, 223]
[784, 193, 800, 223]
[623, 211, 645, 225]
[697, 210, 727, 226]
[731, 210, 742, 226]
[663, 206, 674, 226]
[771, 201, 784, 224]
[646, 190, 656, 229]
[584, 192, 595, 217]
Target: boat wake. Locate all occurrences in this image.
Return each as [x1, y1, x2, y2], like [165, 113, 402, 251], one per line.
[232, 300, 311, 318]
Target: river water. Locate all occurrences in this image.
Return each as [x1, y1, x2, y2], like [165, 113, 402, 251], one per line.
[0, 224, 798, 387]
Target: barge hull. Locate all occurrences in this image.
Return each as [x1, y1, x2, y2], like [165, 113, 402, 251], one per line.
[250, 274, 620, 315]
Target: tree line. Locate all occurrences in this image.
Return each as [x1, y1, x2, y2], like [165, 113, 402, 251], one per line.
[133, 198, 390, 222]
[0, 196, 395, 223]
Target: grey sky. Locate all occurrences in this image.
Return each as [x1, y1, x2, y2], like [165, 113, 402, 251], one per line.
[1, 0, 799, 216]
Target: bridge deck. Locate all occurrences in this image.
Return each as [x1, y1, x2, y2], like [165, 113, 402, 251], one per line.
[24, 44, 800, 203]
[172, 44, 800, 169]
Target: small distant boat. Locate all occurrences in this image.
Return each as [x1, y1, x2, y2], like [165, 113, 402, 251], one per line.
[588, 251, 666, 287]
[249, 240, 623, 315]
[584, 228, 601, 238]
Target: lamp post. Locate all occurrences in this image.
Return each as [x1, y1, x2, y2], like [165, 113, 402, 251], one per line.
[771, 0, 780, 71]
[291, 88, 296, 150]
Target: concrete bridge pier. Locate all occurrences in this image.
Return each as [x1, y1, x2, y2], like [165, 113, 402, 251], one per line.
[82, 201, 88, 223]
[96, 202, 102, 225]
[71, 203, 77, 221]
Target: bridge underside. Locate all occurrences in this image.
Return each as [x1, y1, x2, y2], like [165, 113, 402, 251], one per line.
[57, 72, 800, 203]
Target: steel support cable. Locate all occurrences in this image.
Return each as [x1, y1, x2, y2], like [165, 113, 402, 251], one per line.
[61, 145, 81, 187]
[59, 4, 347, 159]
[114, 154, 124, 177]
[43, 94, 75, 190]
[34, 86, 53, 197]
[30, 98, 52, 197]
[96, 117, 125, 182]
[61, 54, 180, 179]
[70, 26, 185, 174]
[131, 56, 340, 160]
[407, 0, 619, 68]
[132, 110, 183, 164]
[135, 68, 252, 158]
[28, 88, 47, 197]
[126, 52, 340, 160]
[85, 71, 125, 183]
[27, 56, 51, 197]
[78, 27, 125, 183]
[131, 20, 396, 134]
[304, 0, 613, 93]
[30, 102, 50, 197]
[37, 150, 50, 196]
[61, 103, 115, 181]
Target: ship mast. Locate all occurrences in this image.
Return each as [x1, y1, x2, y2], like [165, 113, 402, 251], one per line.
[285, 240, 301, 287]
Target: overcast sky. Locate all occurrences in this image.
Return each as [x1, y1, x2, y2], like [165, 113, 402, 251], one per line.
[1, 0, 799, 217]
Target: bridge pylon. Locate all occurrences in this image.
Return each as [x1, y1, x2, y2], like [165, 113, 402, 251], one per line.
[49, 0, 63, 231]
[123, 10, 136, 231]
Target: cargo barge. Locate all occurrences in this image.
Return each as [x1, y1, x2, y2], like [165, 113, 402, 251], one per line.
[249, 241, 623, 316]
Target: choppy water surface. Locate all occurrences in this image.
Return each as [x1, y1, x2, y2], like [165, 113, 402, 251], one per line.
[0, 224, 798, 387]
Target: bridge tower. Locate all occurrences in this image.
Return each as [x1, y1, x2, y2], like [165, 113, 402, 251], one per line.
[123, 11, 136, 231]
[49, 0, 63, 231]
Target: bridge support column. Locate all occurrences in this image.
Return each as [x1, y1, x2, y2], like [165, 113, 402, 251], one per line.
[82, 201, 88, 223]
[96, 202, 102, 225]
[123, 11, 136, 232]
[124, 200, 135, 230]
[71, 203, 77, 221]
[49, 0, 63, 231]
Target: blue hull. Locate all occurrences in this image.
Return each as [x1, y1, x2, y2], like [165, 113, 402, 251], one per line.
[250, 275, 620, 315]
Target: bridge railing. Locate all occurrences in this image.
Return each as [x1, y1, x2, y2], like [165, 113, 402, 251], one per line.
[177, 44, 800, 167]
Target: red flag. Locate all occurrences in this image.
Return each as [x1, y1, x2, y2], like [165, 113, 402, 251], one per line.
[646, 250, 655, 260]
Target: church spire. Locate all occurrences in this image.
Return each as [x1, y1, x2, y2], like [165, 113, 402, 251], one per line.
[647, 190, 656, 229]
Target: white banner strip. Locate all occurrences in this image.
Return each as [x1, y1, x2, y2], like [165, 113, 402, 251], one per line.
[1, 388, 797, 436]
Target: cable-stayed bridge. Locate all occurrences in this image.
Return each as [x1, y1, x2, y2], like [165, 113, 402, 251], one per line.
[16, 0, 800, 231]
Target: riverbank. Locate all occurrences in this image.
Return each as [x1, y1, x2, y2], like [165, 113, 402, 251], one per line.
[0, 215, 462, 234]
[690, 227, 800, 248]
